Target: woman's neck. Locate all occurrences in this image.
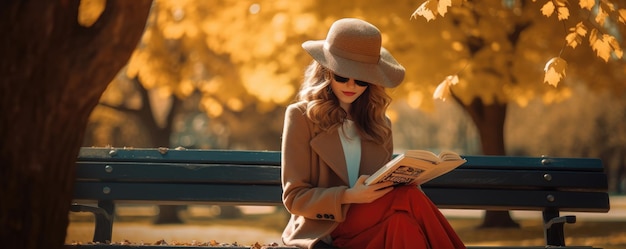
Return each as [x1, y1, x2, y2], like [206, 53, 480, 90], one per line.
[340, 103, 350, 113]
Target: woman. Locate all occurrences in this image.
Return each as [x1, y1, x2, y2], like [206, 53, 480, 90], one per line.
[281, 18, 465, 249]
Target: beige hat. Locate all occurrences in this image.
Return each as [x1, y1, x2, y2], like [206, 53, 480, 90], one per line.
[302, 18, 405, 88]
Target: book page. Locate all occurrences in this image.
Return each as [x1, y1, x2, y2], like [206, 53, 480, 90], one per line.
[404, 150, 440, 163]
[365, 150, 466, 186]
[438, 151, 463, 161]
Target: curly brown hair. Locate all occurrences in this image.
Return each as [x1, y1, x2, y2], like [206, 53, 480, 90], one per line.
[295, 61, 392, 144]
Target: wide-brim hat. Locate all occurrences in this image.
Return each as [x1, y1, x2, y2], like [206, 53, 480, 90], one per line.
[302, 18, 405, 88]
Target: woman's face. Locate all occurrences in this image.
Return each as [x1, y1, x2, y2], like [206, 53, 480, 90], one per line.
[329, 72, 369, 111]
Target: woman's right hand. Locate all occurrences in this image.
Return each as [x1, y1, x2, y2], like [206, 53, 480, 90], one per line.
[342, 175, 395, 204]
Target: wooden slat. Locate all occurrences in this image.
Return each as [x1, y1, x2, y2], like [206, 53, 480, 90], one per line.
[75, 163, 607, 191]
[78, 148, 281, 165]
[75, 162, 281, 184]
[460, 155, 603, 171]
[423, 188, 610, 212]
[73, 182, 283, 206]
[426, 169, 608, 191]
[78, 148, 604, 171]
[73, 182, 610, 212]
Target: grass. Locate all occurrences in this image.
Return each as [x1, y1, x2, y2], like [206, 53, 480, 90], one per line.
[66, 205, 626, 248]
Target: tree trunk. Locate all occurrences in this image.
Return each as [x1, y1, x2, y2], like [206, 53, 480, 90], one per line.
[456, 97, 520, 228]
[0, 1, 152, 249]
[131, 77, 186, 224]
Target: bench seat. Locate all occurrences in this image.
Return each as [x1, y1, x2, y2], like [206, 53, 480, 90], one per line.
[69, 147, 610, 249]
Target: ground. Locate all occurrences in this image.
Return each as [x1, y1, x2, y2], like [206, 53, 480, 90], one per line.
[66, 197, 626, 248]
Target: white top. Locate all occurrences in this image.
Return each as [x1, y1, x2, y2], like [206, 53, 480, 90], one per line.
[338, 119, 361, 187]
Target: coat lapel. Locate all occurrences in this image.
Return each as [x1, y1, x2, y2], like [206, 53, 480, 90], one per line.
[310, 129, 349, 184]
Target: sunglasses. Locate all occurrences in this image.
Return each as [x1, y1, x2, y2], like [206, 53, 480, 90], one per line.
[332, 73, 370, 87]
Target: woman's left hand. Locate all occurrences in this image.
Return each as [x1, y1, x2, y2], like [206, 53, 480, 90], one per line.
[342, 175, 395, 204]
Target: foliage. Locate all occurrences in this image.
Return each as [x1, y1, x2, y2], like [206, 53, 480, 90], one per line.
[412, 0, 626, 102]
[91, 0, 626, 149]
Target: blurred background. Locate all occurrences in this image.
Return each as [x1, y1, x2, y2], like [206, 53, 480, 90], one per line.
[65, 0, 626, 247]
[82, 0, 626, 192]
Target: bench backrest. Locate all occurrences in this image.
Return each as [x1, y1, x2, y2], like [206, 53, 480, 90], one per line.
[74, 147, 610, 212]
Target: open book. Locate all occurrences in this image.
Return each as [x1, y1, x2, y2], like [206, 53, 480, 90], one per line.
[364, 150, 466, 186]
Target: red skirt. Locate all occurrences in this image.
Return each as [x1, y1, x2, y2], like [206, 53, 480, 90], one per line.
[330, 185, 466, 249]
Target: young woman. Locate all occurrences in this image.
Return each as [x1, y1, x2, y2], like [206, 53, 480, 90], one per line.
[280, 18, 466, 249]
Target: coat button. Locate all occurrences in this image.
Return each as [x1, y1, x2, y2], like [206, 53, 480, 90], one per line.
[324, 214, 330, 219]
[329, 214, 335, 220]
[316, 214, 322, 219]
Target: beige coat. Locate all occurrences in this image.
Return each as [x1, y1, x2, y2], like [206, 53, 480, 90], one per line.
[281, 102, 393, 249]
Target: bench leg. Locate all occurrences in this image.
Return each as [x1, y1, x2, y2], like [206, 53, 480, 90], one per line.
[94, 200, 115, 243]
[542, 209, 576, 246]
[69, 200, 114, 243]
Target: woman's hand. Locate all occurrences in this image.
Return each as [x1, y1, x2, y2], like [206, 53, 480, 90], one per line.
[342, 175, 395, 204]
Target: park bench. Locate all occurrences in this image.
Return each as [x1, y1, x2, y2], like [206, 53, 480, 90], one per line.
[68, 147, 610, 249]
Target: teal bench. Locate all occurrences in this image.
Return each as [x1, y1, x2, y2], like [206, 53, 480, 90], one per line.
[69, 147, 610, 249]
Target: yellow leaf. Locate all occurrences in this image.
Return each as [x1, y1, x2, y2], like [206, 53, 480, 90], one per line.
[601, 1, 616, 11]
[575, 22, 587, 36]
[433, 75, 458, 101]
[541, 2, 555, 17]
[608, 35, 624, 59]
[595, 5, 608, 26]
[565, 22, 587, 49]
[589, 28, 598, 45]
[557, 6, 570, 20]
[618, 9, 626, 24]
[591, 33, 614, 62]
[543, 57, 567, 87]
[78, 0, 106, 27]
[565, 32, 579, 49]
[438, 0, 453, 17]
[579, 0, 595, 10]
[411, 0, 439, 22]
[447, 74, 460, 85]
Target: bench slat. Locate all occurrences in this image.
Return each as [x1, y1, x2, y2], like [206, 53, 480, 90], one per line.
[79, 148, 281, 165]
[426, 169, 608, 191]
[76, 163, 607, 192]
[73, 182, 610, 212]
[425, 188, 610, 212]
[76, 162, 280, 184]
[79, 148, 604, 171]
[74, 182, 282, 206]
[461, 155, 603, 171]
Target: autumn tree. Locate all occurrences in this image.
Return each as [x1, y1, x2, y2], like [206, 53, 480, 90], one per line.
[84, 0, 625, 230]
[0, 1, 152, 249]
[411, 0, 626, 227]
